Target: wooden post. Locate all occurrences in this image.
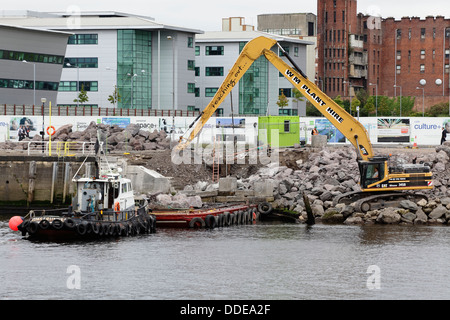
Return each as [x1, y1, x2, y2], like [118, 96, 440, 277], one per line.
[27, 161, 37, 204]
[303, 192, 315, 225]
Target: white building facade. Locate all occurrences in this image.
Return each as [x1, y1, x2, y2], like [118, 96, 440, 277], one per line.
[194, 31, 313, 116]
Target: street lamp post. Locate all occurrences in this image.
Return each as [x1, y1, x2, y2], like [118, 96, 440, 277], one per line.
[167, 35, 176, 147]
[393, 85, 402, 117]
[369, 82, 378, 117]
[22, 60, 35, 107]
[127, 73, 137, 108]
[127, 70, 145, 109]
[416, 87, 425, 117]
[41, 98, 46, 153]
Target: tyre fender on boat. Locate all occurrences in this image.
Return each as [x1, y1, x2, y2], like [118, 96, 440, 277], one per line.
[229, 213, 236, 225]
[205, 215, 216, 229]
[236, 211, 243, 225]
[217, 214, 223, 228]
[39, 219, 50, 230]
[64, 218, 76, 230]
[77, 222, 88, 235]
[222, 212, 231, 226]
[189, 217, 205, 228]
[51, 219, 64, 230]
[27, 221, 39, 235]
[91, 222, 100, 235]
[258, 202, 272, 215]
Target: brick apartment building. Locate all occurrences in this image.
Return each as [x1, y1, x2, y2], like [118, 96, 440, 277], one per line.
[317, 0, 450, 111]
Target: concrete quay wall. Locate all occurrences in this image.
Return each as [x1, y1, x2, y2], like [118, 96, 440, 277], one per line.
[0, 154, 95, 207]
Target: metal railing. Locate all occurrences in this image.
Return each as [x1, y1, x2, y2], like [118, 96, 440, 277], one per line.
[1, 104, 201, 117]
[21, 141, 96, 156]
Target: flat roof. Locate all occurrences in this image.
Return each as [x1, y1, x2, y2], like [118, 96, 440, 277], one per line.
[0, 11, 203, 34]
[0, 22, 72, 36]
[196, 30, 314, 45]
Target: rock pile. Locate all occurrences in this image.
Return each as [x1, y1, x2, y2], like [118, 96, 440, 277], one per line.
[184, 143, 450, 226]
[3, 122, 171, 152]
[148, 193, 203, 210]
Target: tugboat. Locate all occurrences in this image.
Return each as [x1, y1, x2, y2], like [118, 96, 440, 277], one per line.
[9, 141, 156, 241]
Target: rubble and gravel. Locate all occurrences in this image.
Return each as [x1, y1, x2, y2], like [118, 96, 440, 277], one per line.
[181, 143, 450, 226]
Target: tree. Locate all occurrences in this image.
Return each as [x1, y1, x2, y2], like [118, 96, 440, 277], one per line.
[276, 90, 289, 110]
[74, 84, 89, 104]
[108, 85, 121, 108]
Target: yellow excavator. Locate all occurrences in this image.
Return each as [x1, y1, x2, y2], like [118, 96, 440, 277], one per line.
[176, 36, 433, 212]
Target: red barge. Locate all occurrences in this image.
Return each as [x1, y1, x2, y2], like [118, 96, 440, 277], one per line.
[152, 202, 272, 229]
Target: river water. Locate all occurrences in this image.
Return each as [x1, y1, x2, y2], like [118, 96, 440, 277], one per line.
[1, 213, 450, 301]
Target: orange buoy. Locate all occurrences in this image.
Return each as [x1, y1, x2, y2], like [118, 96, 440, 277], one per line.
[9, 216, 23, 231]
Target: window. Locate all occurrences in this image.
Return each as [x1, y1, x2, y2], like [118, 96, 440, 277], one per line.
[64, 57, 98, 68]
[187, 60, 195, 70]
[279, 88, 292, 97]
[397, 51, 401, 60]
[396, 65, 401, 74]
[68, 34, 98, 45]
[284, 120, 290, 133]
[421, 28, 426, 40]
[445, 64, 449, 74]
[195, 46, 200, 56]
[0, 49, 64, 65]
[279, 46, 290, 56]
[58, 81, 98, 91]
[420, 50, 426, 59]
[396, 29, 402, 40]
[446, 49, 450, 59]
[420, 64, 425, 73]
[294, 47, 299, 57]
[206, 46, 224, 55]
[187, 83, 195, 93]
[188, 37, 194, 48]
[215, 108, 224, 116]
[205, 67, 224, 76]
[205, 88, 218, 97]
[195, 67, 200, 77]
[0, 78, 58, 91]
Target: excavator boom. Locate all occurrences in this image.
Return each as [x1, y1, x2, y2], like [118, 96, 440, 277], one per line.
[176, 36, 373, 160]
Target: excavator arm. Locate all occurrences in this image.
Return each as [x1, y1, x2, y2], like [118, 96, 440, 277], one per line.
[176, 36, 373, 161]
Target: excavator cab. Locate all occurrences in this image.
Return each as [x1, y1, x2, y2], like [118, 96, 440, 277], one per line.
[358, 157, 387, 190]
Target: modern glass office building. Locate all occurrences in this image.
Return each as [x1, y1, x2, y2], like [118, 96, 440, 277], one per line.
[0, 11, 203, 111]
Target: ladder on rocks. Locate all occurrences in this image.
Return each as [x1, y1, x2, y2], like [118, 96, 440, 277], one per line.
[212, 136, 220, 182]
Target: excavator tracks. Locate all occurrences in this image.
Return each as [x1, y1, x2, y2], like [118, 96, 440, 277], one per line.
[333, 191, 428, 213]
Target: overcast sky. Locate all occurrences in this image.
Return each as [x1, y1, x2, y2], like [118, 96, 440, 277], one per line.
[2, 0, 450, 31]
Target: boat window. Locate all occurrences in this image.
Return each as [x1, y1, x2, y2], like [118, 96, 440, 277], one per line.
[128, 182, 132, 192]
[121, 183, 127, 194]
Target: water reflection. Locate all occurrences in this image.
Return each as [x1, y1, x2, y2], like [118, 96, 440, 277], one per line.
[2, 213, 450, 299]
